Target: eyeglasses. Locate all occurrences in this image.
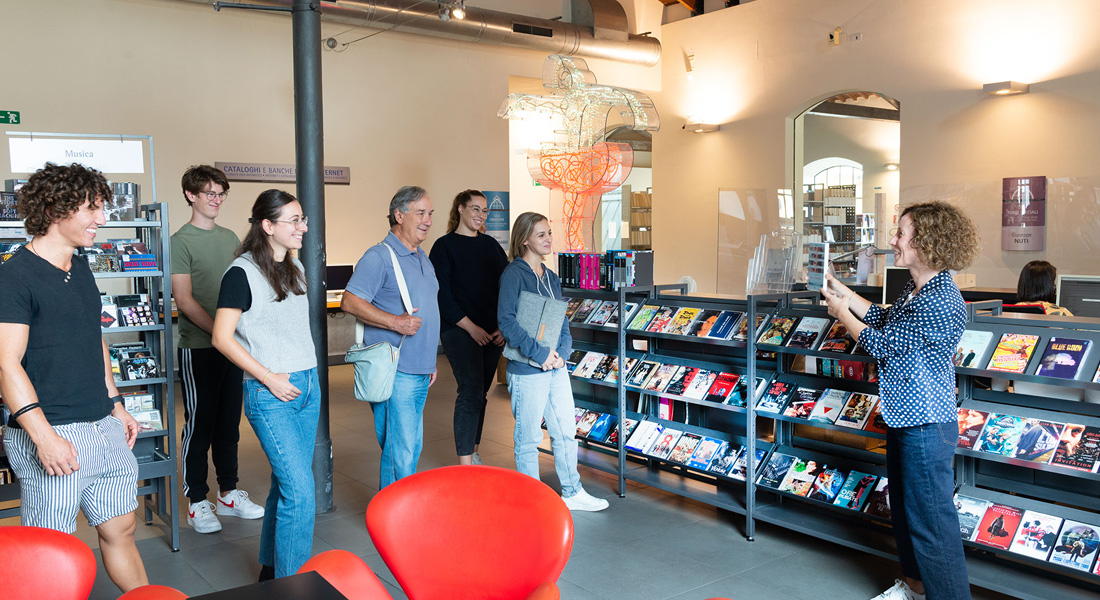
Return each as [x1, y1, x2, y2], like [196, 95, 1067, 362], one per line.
[273, 217, 309, 228]
[200, 191, 229, 200]
[466, 206, 487, 215]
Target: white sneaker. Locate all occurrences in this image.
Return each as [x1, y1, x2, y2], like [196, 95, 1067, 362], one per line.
[562, 488, 609, 512]
[471, 452, 484, 465]
[871, 580, 925, 600]
[187, 500, 223, 533]
[216, 489, 266, 520]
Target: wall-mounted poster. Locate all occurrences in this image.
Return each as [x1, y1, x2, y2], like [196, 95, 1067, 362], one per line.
[1002, 176, 1045, 251]
[483, 190, 509, 250]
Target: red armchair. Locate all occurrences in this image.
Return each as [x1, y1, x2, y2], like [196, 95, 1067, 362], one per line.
[0, 525, 97, 600]
[366, 465, 574, 600]
[297, 549, 392, 600]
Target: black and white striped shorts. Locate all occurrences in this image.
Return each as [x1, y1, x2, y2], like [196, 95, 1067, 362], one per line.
[3, 414, 139, 533]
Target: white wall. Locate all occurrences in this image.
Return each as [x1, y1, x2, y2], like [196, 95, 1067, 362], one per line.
[1, 0, 660, 265]
[655, 0, 1100, 294]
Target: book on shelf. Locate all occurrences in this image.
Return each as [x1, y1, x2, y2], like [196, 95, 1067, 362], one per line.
[757, 315, 798, 346]
[589, 355, 617, 381]
[565, 349, 587, 373]
[807, 466, 846, 503]
[755, 380, 795, 414]
[954, 494, 992, 541]
[706, 310, 744, 340]
[1094, 363, 1100, 384]
[1035, 337, 1092, 380]
[664, 307, 701, 336]
[627, 304, 660, 330]
[131, 409, 164, 433]
[1049, 424, 1100, 472]
[688, 437, 725, 470]
[115, 293, 156, 327]
[604, 357, 636, 385]
[729, 447, 767, 481]
[608, 302, 636, 328]
[101, 295, 120, 328]
[975, 413, 1027, 457]
[834, 393, 878, 429]
[863, 478, 892, 520]
[957, 408, 990, 450]
[862, 402, 888, 435]
[122, 391, 156, 412]
[727, 376, 767, 408]
[120, 253, 157, 272]
[606, 418, 639, 446]
[664, 366, 699, 397]
[688, 309, 723, 337]
[954, 330, 994, 368]
[786, 317, 831, 350]
[0, 191, 18, 220]
[706, 443, 741, 477]
[109, 239, 148, 255]
[818, 321, 858, 354]
[564, 298, 583, 320]
[682, 369, 717, 400]
[703, 372, 740, 404]
[777, 457, 822, 497]
[572, 352, 604, 379]
[570, 298, 601, 323]
[833, 471, 878, 511]
[782, 387, 822, 420]
[731, 313, 768, 343]
[1009, 510, 1064, 561]
[645, 306, 678, 333]
[88, 252, 122, 273]
[668, 433, 703, 464]
[658, 397, 672, 420]
[756, 452, 796, 489]
[588, 414, 617, 442]
[1048, 520, 1100, 572]
[985, 332, 1041, 374]
[975, 503, 1024, 550]
[808, 389, 850, 424]
[644, 364, 679, 393]
[576, 410, 601, 438]
[118, 354, 158, 381]
[648, 429, 683, 460]
[1012, 419, 1065, 464]
[625, 420, 662, 453]
[585, 301, 618, 326]
[626, 360, 661, 388]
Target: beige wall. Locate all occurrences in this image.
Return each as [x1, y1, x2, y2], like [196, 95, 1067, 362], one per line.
[655, 0, 1100, 294]
[1, 0, 660, 265]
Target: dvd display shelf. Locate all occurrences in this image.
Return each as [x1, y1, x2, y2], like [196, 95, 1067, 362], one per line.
[0, 203, 179, 549]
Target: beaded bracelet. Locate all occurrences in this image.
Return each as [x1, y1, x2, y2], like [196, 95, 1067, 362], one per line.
[261, 369, 272, 384]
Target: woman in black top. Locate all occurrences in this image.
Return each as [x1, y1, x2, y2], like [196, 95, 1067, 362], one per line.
[429, 190, 509, 465]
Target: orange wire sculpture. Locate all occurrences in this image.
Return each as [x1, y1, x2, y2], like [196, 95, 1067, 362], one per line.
[531, 142, 634, 250]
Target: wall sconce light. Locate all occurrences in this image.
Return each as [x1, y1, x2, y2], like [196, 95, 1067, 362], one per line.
[983, 81, 1029, 96]
[884, 163, 899, 171]
[684, 121, 719, 133]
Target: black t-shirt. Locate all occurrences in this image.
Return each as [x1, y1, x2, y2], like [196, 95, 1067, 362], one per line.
[0, 247, 113, 425]
[217, 266, 252, 311]
[428, 232, 509, 332]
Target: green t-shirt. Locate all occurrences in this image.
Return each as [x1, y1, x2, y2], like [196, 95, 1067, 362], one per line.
[171, 223, 241, 348]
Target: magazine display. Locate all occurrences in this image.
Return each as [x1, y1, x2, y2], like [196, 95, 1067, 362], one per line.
[687, 310, 722, 337]
[806, 466, 846, 503]
[682, 369, 718, 400]
[703, 372, 739, 403]
[834, 393, 878, 429]
[786, 317, 831, 350]
[731, 313, 768, 343]
[706, 310, 744, 340]
[572, 352, 605, 379]
[1048, 520, 1100, 572]
[975, 503, 1024, 550]
[1009, 510, 1064, 561]
[819, 321, 858, 354]
[668, 433, 702, 464]
[707, 444, 743, 476]
[757, 315, 798, 346]
[833, 471, 877, 511]
[688, 437, 725, 470]
[664, 307, 701, 336]
[755, 380, 795, 414]
[782, 387, 821, 420]
[644, 364, 679, 393]
[777, 458, 822, 497]
[626, 304, 660, 330]
[954, 494, 992, 541]
[644, 306, 678, 333]
[625, 420, 662, 453]
[1012, 419, 1065, 464]
[756, 452, 796, 489]
[664, 366, 699, 397]
[863, 478, 891, 519]
[975, 413, 1027, 457]
[1049, 425, 1100, 472]
[1034, 337, 1092, 380]
[957, 408, 990, 450]
[648, 429, 682, 460]
[953, 330, 994, 368]
[585, 301, 618, 326]
[808, 389, 849, 424]
[985, 333, 1041, 374]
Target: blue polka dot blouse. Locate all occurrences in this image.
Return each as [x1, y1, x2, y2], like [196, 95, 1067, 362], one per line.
[857, 270, 964, 428]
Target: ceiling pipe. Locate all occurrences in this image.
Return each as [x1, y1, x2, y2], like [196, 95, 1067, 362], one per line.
[175, 0, 661, 67]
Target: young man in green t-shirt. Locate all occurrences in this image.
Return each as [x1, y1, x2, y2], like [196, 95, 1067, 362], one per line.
[171, 165, 263, 533]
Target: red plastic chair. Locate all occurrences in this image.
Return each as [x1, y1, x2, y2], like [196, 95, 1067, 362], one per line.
[297, 549, 393, 600]
[0, 525, 97, 599]
[366, 465, 574, 600]
[118, 585, 189, 599]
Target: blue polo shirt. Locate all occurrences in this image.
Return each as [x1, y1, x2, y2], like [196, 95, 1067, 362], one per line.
[346, 232, 440, 375]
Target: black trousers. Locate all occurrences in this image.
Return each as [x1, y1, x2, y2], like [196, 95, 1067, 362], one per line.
[179, 347, 244, 502]
[441, 327, 504, 456]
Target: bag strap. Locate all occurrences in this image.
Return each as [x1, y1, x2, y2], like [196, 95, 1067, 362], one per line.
[354, 240, 413, 348]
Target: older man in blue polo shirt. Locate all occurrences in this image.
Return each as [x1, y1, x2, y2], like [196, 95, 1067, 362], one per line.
[342, 186, 440, 489]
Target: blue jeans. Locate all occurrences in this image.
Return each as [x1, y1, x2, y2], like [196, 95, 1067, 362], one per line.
[507, 368, 582, 498]
[886, 422, 971, 600]
[243, 368, 320, 578]
[371, 371, 430, 489]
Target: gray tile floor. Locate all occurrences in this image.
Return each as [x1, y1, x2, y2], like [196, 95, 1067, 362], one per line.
[50, 361, 1014, 599]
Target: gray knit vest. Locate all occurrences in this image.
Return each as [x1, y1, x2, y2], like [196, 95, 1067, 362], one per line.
[230, 252, 317, 379]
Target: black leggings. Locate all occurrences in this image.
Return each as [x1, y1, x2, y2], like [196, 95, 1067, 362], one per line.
[441, 327, 504, 456]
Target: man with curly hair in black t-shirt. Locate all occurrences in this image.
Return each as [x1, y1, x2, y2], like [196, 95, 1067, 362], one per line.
[0, 163, 148, 593]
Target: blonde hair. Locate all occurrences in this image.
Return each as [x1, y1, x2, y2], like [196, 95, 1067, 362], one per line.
[508, 212, 548, 261]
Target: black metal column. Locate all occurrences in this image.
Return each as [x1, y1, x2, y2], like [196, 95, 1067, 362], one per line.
[292, 0, 334, 514]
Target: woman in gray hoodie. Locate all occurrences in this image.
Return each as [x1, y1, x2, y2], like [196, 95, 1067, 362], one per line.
[497, 211, 608, 512]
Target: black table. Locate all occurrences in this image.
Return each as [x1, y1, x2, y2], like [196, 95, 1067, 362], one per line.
[189, 571, 348, 600]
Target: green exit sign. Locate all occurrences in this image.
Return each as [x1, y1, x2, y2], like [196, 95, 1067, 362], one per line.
[0, 111, 20, 124]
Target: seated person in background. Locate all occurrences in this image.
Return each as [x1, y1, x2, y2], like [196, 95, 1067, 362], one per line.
[1014, 260, 1073, 316]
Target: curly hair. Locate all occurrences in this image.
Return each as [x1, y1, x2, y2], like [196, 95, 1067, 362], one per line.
[181, 164, 230, 206]
[17, 163, 113, 236]
[901, 201, 981, 271]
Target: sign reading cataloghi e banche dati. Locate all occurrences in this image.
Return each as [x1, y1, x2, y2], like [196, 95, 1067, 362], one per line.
[215, 162, 351, 184]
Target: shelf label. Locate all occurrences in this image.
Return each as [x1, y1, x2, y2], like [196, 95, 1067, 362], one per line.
[9, 137, 145, 174]
[0, 110, 19, 124]
[215, 162, 351, 184]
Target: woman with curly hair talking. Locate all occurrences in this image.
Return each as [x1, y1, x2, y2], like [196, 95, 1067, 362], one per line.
[822, 202, 980, 600]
